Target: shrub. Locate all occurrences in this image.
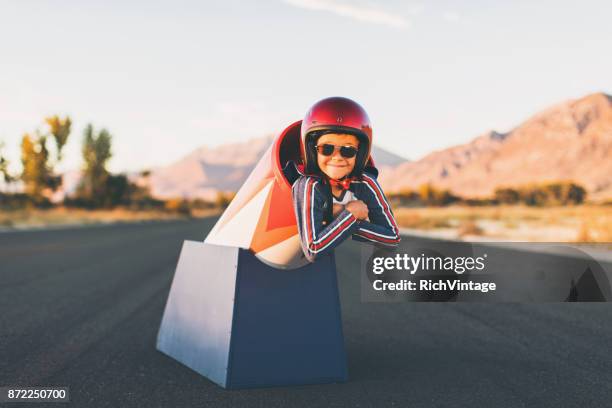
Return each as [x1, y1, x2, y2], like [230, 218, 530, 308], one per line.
[417, 184, 459, 206]
[164, 198, 192, 216]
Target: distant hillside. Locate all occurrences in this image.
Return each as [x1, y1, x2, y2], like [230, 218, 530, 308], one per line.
[379, 93, 612, 200]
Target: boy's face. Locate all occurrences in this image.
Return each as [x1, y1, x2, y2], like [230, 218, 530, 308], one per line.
[316, 133, 359, 180]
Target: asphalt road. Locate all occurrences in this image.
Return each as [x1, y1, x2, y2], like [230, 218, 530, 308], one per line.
[1, 218, 612, 407]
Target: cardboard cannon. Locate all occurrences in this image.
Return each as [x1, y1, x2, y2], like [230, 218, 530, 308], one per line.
[156, 121, 349, 389]
[203, 120, 309, 270]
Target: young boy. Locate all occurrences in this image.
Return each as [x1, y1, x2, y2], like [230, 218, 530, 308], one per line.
[292, 97, 401, 263]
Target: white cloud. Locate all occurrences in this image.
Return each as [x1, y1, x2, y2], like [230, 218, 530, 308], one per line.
[283, 0, 412, 29]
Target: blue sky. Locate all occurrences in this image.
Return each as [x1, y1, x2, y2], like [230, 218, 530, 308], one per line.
[1, 0, 610, 173]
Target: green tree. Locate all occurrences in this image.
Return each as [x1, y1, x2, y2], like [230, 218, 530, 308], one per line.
[17, 115, 71, 203]
[105, 173, 130, 206]
[45, 115, 72, 162]
[418, 184, 436, 205]
[417, 183, 458, 206]
[165, 198, 192, 216]
[514, 181, 587, 206]
[519, 186, 548, 206]
[0, 141, 13, 183]
[215, 191, 235, 208]
[20, 132, 59, 202]
[127, 171, 158, 208]
[562, 182, 586, 204]
[78, 124, 112, 207]
[494, 187, 520, 204]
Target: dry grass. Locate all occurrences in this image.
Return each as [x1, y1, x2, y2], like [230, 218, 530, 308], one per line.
[393, 212, 452, 230]
[0, 207, 221, 229]
[394, 205, 612, 243]
[457, 220, 484, 237]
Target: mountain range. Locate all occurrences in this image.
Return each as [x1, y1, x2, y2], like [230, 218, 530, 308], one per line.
[133, 92, 612, 202]
[378, 92, 612, 200]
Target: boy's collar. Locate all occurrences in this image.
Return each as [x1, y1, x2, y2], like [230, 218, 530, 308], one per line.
[328, 177, 354, 190]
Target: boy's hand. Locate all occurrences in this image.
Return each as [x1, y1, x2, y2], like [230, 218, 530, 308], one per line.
[346, 200, 369, 220]
[332, 204, 345, 217]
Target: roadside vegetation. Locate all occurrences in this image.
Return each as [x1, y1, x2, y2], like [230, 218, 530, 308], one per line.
[0, 115, 231, 229]
[388, 182, 612, 243]
[394, 203, 612, 244]
[387, 181, 588, 207]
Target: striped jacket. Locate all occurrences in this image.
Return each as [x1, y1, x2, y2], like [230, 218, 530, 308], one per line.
[292, 171, 401, 263]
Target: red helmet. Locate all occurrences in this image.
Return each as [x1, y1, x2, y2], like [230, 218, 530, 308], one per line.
[300, 97, 373, 176]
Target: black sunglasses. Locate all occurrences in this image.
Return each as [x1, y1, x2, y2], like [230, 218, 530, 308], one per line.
[315, 144, 358, 158]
